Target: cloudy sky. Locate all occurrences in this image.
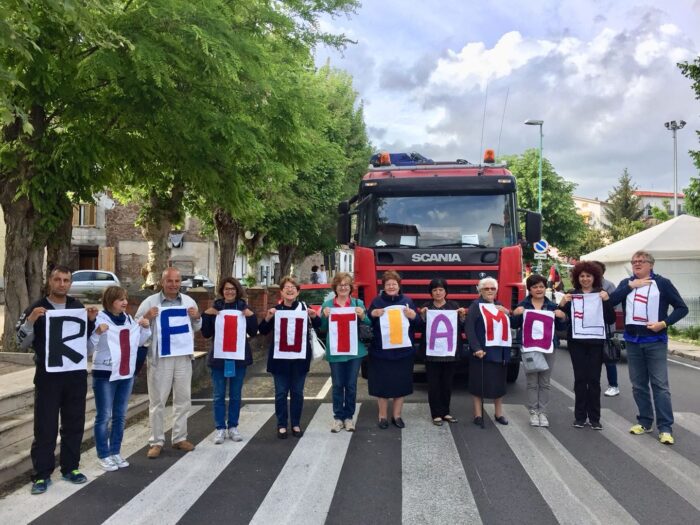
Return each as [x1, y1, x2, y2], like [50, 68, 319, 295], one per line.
[315, 0, 700, 199]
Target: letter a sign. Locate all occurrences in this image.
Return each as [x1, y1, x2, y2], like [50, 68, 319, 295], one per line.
[425, 310, 458, 357]
[45, 309, 88, 373]
[479, 303, 512, 347]
[273, 310, 308, 360]
[213, 311, 246, 360]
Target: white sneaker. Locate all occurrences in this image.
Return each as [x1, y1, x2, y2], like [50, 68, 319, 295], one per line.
[529, 412, 540, 427]
[539, 414, 550, 427]
[213, 429, 226, 444]
[98, 456, 118, 472]
[344, 419, 355, 432]
[331, 419, 344, 433]
[111, 454, 129, 468]
[229, 427, 243, 442]
[604, 386, 620, 397]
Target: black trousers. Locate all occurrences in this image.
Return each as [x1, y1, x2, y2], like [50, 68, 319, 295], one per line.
[31, 369, 88, 481]
[426, 361, 456, 418]
[568, 341, 603, 423]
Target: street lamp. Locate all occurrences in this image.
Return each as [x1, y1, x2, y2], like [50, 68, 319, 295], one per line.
[524, 119, 544, 214]
[664, 120, 686, 217]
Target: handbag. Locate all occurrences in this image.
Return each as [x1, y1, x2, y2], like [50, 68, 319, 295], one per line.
[310, 327, 326, 360]
[521, 350, 549, 373]
[358, 323, 374, 345]
[603, 325, 622, 364]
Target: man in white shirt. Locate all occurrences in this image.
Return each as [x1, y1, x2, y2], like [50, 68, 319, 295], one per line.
[136, 267, 202, 458]
[318, 264, 328, 284]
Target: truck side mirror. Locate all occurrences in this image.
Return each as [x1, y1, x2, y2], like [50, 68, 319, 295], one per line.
[525, 211, 542, 243]
[337, 213, 351, 244]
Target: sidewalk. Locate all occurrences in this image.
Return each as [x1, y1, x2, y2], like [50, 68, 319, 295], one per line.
[668, 338, 700, 362]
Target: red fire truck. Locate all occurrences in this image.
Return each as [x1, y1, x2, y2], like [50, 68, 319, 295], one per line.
[337, 151, 542, 382]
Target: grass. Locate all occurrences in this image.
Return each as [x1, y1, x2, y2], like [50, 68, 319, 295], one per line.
[668, 325, 700, 342]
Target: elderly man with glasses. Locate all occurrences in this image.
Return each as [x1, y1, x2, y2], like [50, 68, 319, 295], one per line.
[609, 250, 688, 445]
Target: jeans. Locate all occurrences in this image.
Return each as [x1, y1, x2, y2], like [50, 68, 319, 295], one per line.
[605, 362, 618, 387]
[526, 351, 555, 414]
[210, 366, 247, 429]
[329, 359, 362, 421]
[93, 375, 134, 459]
[626, 341, 673, 433]
[425, 361, 456, 418]
[569, 341, 603, 423]
[273, 369, 307, 428]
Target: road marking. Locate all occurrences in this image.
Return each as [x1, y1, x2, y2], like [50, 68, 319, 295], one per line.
[673, 412, 700, 437]
[193, 377, 333, 403]
[496, 407, 637, 525]
[0, 404, 203, 524]
[401, 404, 482, 525]
[668, 358, 700, 371]
[249, 403, 357, 525]
[314, 377, 332, 399]
[103, 404, 274, 525]
[552, 378, 700, 513]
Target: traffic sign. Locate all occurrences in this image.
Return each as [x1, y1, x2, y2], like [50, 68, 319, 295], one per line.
[533, 239, 549, 254]
[534, 253, 548, 259]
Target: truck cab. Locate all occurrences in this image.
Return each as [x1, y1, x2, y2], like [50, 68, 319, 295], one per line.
[338, 151, 542, 382]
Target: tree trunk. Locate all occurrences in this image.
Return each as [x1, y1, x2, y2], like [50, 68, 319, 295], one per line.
[46, 206, 74, 275]
[242, 233, 266, 284]
[26, 243, 45, 303]
[140, 188, 183, 288]
[214, 208, 240, 282]
[0, 188, 35, 351]
[277, 244, 296, 282]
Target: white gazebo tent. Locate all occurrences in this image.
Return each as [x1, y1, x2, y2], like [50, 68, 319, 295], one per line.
[582, 214, 700, 298]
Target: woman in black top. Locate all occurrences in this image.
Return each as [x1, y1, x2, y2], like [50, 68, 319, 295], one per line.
[465, 277, 511, 426]
[559, 261, 615, 430]
[419, 278, 466, 426]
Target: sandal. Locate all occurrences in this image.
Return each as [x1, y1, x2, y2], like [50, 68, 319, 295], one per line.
[432, 417, 443, 426]
[443, 415, 458, 424]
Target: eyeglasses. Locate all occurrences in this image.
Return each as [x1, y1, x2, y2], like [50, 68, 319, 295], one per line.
[223, 287, 236, 292]
[630, 259, 650, 265]
[481, 287, 497, 291]
[282, 285, 297, 291]
[337, 284, 351, 288]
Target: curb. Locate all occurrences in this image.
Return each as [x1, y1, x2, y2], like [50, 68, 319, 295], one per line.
[668, 348, 700, 362]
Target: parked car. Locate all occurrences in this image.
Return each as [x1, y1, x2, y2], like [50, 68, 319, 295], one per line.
[298, 284, 334, 314]
[180, 274, 216, 292]
[69, 270, 121, 296]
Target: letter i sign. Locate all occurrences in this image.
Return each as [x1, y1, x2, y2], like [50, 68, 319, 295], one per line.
[214, 311, 246, 360]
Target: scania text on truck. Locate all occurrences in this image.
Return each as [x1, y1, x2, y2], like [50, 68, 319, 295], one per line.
[337, 151, 542, 383]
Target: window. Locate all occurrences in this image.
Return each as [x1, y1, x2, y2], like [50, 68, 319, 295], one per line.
[71, 272, 94, 282]
[72, 204, 97, 227]
[94, 272, 116, 282]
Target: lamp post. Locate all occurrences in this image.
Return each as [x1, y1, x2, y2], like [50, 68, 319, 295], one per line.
[524, 119, 544, 214]
[664, 120, 686, 217]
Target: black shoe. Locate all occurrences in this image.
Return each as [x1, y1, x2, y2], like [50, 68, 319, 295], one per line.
[573, 420, 586, 428]
[473, 416, 484, 426]
[590, 421, 603, 430]
[291, 428, 304, 438]
[277, 428, 288, 439]
[494, 415, 509, 426]
[392, 417, 405, 429]
[378, 418, 389, 429]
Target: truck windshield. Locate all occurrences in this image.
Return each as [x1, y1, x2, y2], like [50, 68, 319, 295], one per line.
[359, 194, 516, 248]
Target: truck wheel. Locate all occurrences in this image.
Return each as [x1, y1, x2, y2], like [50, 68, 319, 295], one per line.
[506, 362, 520, 383]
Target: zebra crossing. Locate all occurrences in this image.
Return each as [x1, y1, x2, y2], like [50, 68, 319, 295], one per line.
[1, 394, 700, 524]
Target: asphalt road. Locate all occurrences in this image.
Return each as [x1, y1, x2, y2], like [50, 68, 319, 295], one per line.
[2, 347, 699, 524]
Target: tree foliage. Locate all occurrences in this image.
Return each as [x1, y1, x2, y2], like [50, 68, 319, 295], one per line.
[564, 224, 608, 259]
[502, 149, 585, 253]
[603, 169, 645, 241]
[678, 56, 700, 217]
[684, 177, 700, 217]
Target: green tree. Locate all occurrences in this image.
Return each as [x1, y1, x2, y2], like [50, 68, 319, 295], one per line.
[604, 169, 645, 241]
[502, 149, 585, 253]
[650, 200, 671, 223]
[679, 57, 700, 215]
[684, 177, 700, 216]
[564, 225, 608, 259]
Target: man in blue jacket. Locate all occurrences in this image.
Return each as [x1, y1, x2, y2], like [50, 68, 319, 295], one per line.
[609, 250, 688, 445]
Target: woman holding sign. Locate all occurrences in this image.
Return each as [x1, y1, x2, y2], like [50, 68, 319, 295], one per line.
[368, 270, 419, 429]
[259, 277, 320, 439]
[559, 261, 615, 430]
[320, 273, 370, 433]
[201, 278, 258, 444]
[89, 286, 151, 471]
[465, 277, 511, 426]
[511, 274, 567, 427]
[419, 278, 466, 426]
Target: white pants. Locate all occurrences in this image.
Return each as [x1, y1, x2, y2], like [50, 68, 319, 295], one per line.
[147, 355, 192, 446]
